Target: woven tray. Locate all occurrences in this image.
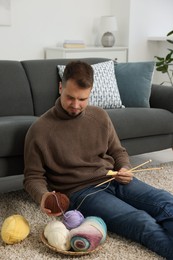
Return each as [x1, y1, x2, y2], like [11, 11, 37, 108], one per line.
[41, 232, 104, 256]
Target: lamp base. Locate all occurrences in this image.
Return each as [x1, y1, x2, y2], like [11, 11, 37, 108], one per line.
[101, 32, 115, 47]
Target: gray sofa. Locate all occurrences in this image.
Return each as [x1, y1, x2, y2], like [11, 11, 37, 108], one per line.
[0, 58, 173, 192]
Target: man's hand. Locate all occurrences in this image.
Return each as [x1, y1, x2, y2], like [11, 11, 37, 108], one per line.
[114, 167, 134, 184]
[40, 191, 64, 217]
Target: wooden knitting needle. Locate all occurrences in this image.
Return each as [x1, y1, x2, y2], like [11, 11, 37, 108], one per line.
[95, 159, 153, 187]
[95, 177, 116, 187]
[131, 167, 163, 173]
[127, 159, 152, 172]
[106, 166, 163, 176]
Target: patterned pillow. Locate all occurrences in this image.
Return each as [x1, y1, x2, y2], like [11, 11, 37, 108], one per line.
[57, 60, 123, 109]
[90, 61, 122, 108]
[58, 65, 66, 79]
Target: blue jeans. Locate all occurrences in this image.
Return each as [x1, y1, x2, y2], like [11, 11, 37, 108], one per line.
[69, 178, 173, 259]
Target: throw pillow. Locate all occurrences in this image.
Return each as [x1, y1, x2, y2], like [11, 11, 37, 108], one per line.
[57, 60, 123, 109]
[58, 65, 66, 79]
[90, 60, 122, 108]
[114, 61, 155, 107]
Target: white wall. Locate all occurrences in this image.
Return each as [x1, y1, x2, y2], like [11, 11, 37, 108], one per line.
[111, 0, 173, 61]
[111, 0, 173, 84]
[130, 0, 173, 84]
[0, 0, 111, 60]
[110, 0, 130, 46]
[129, 0, 173, 62]
[0, 0, 173, 84]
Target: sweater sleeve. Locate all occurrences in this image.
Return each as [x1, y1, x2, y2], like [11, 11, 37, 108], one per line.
[23, 125, 49, 205]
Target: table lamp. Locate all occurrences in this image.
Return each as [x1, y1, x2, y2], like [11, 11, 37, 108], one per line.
[100, 16, 118, 47]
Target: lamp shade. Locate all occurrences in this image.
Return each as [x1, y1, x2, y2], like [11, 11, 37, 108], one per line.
[100, 16, 118, 34]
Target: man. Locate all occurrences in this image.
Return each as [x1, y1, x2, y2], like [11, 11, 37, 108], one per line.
[24, 61, 173, 259]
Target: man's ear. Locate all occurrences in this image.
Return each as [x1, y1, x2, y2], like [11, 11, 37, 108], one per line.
[59, 82, 62, 95]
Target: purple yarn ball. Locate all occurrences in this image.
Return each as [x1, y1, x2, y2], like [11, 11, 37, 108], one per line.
[63, 210, 84, 230]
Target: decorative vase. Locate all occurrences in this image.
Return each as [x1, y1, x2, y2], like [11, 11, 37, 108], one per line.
[101, 32, 115, 47]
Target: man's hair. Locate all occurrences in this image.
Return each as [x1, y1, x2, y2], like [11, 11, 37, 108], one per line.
[62, 61, 94, 89]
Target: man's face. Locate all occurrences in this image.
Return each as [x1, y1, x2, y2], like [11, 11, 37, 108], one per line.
[59, 79, 92, 117]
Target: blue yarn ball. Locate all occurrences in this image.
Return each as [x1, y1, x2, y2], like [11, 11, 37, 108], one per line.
[63, 210, 84, 230]
[85, 216, 107, 244]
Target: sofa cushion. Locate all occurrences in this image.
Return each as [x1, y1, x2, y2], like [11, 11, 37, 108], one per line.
[0, 61, 34, 116]
[0, 116, 37, 157]
[107, 107, 173, 140]
[115, 61, 155, 107]
[57, 60, 123, 109]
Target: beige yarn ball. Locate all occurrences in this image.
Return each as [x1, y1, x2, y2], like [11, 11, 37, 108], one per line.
[44, 220, 71, 251]
[1, 214, 30, 244]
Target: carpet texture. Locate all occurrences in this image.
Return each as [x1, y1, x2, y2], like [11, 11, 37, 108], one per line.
[1, 161, 173, 260]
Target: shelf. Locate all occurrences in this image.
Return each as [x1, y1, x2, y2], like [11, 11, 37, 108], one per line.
[148, 36, 167, 42]
[45, 46, 128, 62]
[45, 46, 128, 52]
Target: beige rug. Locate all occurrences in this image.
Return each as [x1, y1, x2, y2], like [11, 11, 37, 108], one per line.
[1, 161, 173, 260]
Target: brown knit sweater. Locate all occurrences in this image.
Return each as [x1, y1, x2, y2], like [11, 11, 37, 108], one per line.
[24, 98, 131, 204]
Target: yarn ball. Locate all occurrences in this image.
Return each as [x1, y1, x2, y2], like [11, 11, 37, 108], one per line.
[44, 192, 69, 215]
[1, 214, 30, 245]
[70, 236, 90, 252]
[69, 216, 107, 252]
[44, 220, 71, 251]
[84, 216, 107, 244]
[62, 210, 84, 230]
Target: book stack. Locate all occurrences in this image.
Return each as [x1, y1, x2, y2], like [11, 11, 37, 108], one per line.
[63, 40, 85, 48]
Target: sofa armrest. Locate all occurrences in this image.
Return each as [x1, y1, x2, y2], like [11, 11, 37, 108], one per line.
[150, 84, 173, 113]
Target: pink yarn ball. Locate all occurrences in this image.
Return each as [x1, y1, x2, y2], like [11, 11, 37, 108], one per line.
[62, 210, 84, 230]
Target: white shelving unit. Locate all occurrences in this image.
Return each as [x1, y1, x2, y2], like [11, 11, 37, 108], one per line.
[44, 46, 128, 62]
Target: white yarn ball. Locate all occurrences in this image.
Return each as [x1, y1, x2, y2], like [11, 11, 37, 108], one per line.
[44, 220, 71, 251]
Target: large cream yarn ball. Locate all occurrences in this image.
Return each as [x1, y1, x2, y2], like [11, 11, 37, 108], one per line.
[1, 214, 30, 244]
[44, 220, 71, 251]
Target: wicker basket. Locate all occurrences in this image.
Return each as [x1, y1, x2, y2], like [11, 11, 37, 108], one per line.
[41, 232, 105, 256]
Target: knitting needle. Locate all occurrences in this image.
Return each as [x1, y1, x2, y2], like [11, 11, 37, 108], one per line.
[127, 159, 152, 172]
[95, 177, 115, 187]
[131, 167, 163, 173]
[95, 159, 153, 187]
[106, 166, 163, 176]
